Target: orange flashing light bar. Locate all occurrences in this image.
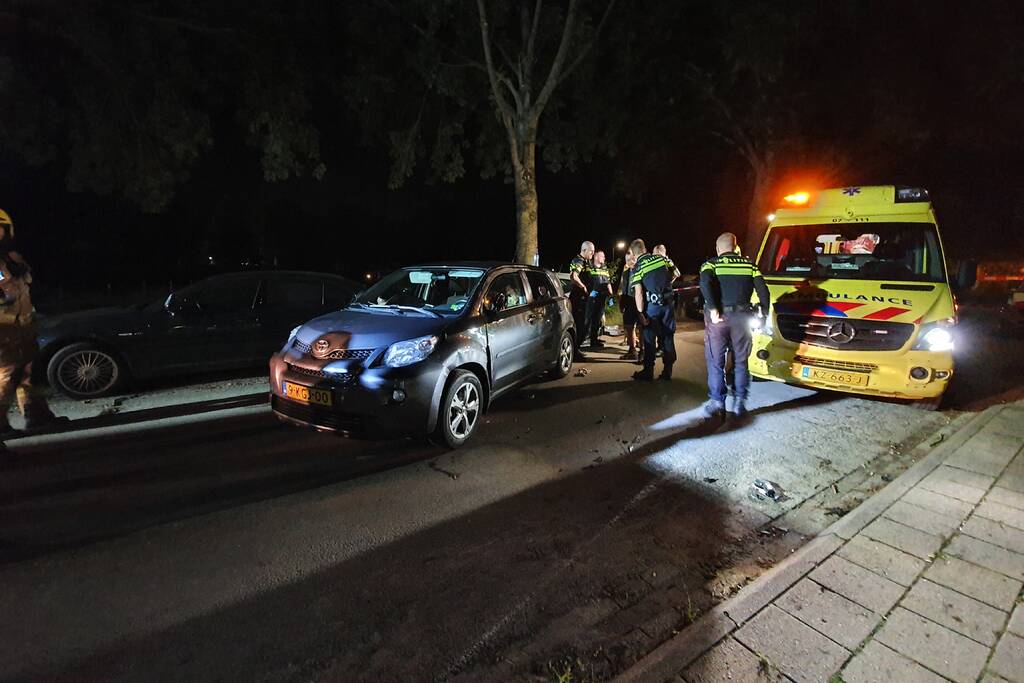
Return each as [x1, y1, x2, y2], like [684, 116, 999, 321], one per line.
[783, 191, 810, 206]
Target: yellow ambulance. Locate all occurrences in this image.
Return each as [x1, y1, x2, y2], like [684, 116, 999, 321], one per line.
[748, 185, 969, 409]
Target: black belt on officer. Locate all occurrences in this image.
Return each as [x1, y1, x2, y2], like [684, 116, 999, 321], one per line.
[721, 304, 756, 314]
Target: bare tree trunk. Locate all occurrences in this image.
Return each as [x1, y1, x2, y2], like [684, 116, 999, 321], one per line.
[512, 136, 539, 264]
[744, 163, 773, 259]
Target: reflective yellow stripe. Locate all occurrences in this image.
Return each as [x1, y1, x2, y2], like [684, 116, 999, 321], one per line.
[700, 262, 715, 272]
[714, 266, 756, 275]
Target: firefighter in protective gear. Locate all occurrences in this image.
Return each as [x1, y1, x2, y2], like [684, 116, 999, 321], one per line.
[699, 232, 771, 418]
[568, 241, 595, 359]
[0, 210, 64, 438]
[629, 238, 676, 381]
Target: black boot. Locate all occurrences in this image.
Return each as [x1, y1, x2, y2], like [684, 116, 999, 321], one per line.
[632, 369, 654, 381]
[659, 365, 673, 381]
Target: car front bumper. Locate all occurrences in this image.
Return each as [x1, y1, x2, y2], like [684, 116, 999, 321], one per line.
[748, 334, 953, 400]
[268, 351, 447, 437]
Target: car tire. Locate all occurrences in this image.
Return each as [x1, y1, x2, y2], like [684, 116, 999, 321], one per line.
[46, 342, 126, 399]
[435, 369, 483, 449]
[550, 331, 574, 379]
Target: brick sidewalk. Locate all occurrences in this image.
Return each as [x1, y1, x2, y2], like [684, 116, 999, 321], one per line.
[616, 403, 1024, 683]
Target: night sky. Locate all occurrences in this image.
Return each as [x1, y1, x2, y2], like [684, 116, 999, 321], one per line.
[3, 1, 1022, 303]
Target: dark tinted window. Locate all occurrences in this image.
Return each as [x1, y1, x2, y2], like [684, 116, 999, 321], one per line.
[525, 271, 554, 302]
[263, 278, 323, 309]
[323, 281, 355, 309]
[487, 272, 527, 310]
[195, 278, 259, 314]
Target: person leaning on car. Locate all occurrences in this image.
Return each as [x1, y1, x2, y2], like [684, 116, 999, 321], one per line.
[568, 241, 595, 359]
[0, 210, 66, 441]
[699, 232, 771, 419]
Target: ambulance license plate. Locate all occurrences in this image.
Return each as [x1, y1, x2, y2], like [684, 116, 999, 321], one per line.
[282, 382, 333, 407]
[797, 366, 868, 387]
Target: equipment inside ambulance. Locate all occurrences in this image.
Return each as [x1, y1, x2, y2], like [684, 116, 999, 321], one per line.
[748, 186, 970, 409]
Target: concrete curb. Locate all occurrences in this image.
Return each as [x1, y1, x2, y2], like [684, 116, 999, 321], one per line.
[613, 406, 1003, 683]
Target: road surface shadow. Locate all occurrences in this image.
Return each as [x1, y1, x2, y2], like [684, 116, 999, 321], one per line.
[19, 436, 739, 683]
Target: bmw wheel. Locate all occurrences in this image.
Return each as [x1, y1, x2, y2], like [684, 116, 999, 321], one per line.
[436, 369, 482, 449]
[47, 342, 125, 399]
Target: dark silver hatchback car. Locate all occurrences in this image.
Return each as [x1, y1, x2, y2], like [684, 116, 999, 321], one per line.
[270, 263, 575, 447]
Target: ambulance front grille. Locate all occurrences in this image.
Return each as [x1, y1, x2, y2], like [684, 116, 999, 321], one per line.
[777, 315, 914, 351]
[794, 355, 878, 373]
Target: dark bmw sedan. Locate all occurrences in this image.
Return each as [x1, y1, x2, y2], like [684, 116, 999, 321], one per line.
[38, 271, 358, 398]
[270, 263, 575, 448]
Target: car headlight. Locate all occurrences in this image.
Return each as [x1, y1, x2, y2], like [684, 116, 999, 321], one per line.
[284, 326, 301, 350]
[913, 323, 954, 352]
[384, 334, 439, 368]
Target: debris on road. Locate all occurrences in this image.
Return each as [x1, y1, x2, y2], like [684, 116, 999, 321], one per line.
[750, 479, 785, 502]
[574, 368, 590, 377]
[428, 460, 460, 480]
[930, 433, 946, 447]
[703, 478, 718, 484]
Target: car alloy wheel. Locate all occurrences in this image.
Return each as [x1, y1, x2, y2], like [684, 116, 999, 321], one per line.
[48, 343, 123, 398]
[558, 335, 573, 373]
[448, 381, 480, 440]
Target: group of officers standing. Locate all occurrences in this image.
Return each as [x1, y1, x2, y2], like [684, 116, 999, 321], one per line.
[566, 232, 770, 418]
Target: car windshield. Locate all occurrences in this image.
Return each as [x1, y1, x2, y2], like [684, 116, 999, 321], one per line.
[759, 222, 946, 283]
[350, 267, 486, 314]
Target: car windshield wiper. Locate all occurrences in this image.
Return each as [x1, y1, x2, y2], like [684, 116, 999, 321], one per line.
[380, 304, 444, 318]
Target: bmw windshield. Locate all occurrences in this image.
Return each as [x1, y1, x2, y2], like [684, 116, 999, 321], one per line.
[350, 267, 486, 315]
[759, 223, 946, 283]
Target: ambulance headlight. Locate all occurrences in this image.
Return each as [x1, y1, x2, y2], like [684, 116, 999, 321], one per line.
[913, 323, 954, 352]
[384, 334, 438, 368]
[750, 314, 774, 337]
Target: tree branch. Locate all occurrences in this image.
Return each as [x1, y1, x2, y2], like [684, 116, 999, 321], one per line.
[476, 0, 515, 123]
[524, 0, 543, 80]
[533, 0, 579, 115]
[556, 0, 618, 86]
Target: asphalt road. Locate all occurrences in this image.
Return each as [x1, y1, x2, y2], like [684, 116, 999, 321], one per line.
[1, 314, 1020, 682]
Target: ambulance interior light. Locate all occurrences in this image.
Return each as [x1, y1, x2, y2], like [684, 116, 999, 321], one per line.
[894, 186, 930, 203]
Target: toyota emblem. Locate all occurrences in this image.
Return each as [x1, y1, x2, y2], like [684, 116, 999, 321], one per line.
[826, 321, 857, 344]
[312, 338, 332, 358]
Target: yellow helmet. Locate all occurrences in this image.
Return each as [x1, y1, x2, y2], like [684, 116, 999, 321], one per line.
[0, 209, 12, 238]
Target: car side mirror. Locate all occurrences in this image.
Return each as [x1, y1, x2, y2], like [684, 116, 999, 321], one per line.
[954, 260, 977, 294]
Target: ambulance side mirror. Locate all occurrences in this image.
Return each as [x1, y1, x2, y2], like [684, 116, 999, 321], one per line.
[954, 260, 977, 294]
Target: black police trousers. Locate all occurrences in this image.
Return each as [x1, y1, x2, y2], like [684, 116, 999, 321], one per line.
[570, 292, 588, 351]
[584, 293, 607, 344]
[642, 302, 676, 373]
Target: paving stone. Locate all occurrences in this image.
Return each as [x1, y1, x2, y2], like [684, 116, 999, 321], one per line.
[962, 515, 1024, 554]
[901, 578, 1007, 646]
[917, 476, 987, 505]
[979, 673, 1013, 683]
[837, 534, 926, 586]
[733, 605, 848, 683]
[988, 631, 1024, 683]
[883, 500, 963, 539]
[946, 432, 1021, 474]
[924, 554, 1024, 611]
[842, 640, 946, 683]
[875, 607, 990, 683]
[988, 486, 1024, 512]
[997, 471, 1024, 494]
[977, 499, 1024, 531]
[1009, 603, 1024, 637]
[862, 517, 945, 560]
[946, 534, 1024, 580]
[923, 465, 996, 492]
[682, 635, 787, 683]
[775, 578, 880, 650]
[639, 607, 683, 641]
[902, 486, 976, 518]
[808, 555, 904, 614]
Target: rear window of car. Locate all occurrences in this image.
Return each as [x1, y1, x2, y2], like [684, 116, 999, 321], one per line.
[525, 271, 554, 301]
[195, 277, 260, 314]
[263, 278, 323, 308]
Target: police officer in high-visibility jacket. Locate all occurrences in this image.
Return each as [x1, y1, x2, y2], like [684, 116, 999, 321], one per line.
[568, 241, 595, 359]
[699, 232, 771, 417]
[0, 210, 65, 440]
[629, 239, 676, 381]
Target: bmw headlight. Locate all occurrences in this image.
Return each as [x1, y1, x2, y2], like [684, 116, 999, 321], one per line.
[913, 323, 954, 352]
[384, 334, 439, 368]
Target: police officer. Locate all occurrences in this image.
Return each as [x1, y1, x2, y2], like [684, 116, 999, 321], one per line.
[0, 210, 65, 440]
[629, 239, 676, 381]
[568, 241, 595, 359]
[699, 232, 771, 417]
[584, 250, 613, 348]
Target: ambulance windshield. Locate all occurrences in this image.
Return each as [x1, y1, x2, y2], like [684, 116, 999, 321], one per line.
[759, 222, 945, 283]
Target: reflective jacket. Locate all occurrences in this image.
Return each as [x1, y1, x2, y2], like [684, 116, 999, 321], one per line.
[699, 253, 770, 315]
